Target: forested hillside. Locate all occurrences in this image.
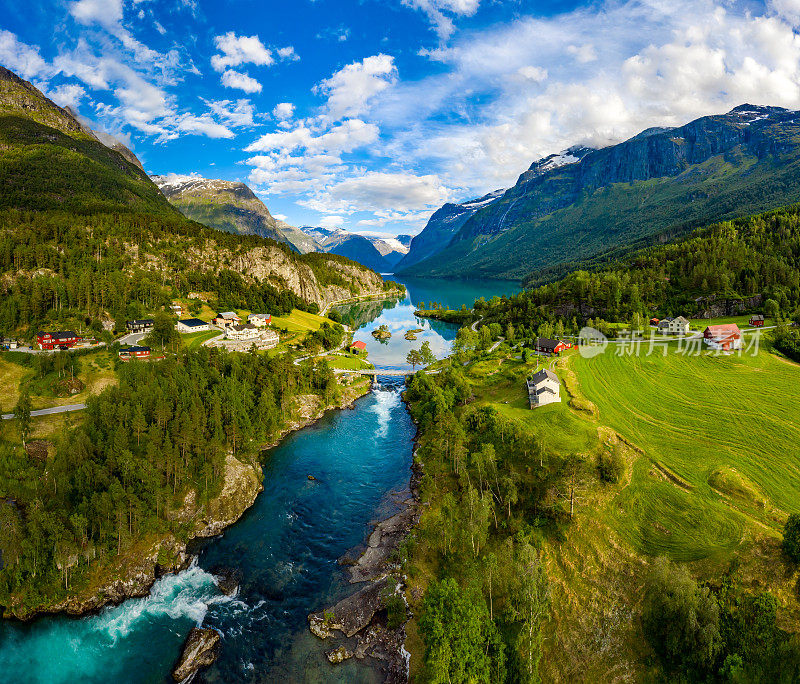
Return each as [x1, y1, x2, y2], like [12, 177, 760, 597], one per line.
[472, 205, 800, 334]
[0, 348, 342, 615]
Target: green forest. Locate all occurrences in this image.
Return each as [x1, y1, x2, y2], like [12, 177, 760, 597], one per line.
[0, 348, 340, 612]
[0, 208, 385, 338]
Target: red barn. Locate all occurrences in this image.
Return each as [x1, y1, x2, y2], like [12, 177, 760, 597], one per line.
[749, 314, 765, 327]
[703, 324, 742, 351]
[350, 340, 367, 353]
[36, 331, 80, 350]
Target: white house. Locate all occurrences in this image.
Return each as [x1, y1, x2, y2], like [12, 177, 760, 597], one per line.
[248, 313, 272, 328]
[527, 369, 561, 408]
[226, 323, 260, 340]
[176, 318, 210, 333]
[657, 316, 691, 335]
[213, 311, 241, 328]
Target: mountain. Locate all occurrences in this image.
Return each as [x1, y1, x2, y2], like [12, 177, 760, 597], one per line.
[152, 174, 305, 250]
[0, 65, 390, 317]
[0, 65, 174, 216]
[395, 189, 505, 271]
[300, 227, 393, 272]
[399, 105, 800, 281]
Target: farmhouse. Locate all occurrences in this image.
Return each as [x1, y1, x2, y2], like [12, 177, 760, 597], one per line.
[36, 331, 80, 350]
[248, 313, 272, 327]
[213, 311, 241, 328]
[170, 303, 183, 317]
[703, 324, 743, 351]
[657, 316, 691, 335]
[533, 337, 568, 355]
[176, 318, 210, 333]
[750, 314, 765, 327]
[527, 369, 561, 408]
[126, 319, 154, 333]
[350, 340, 367, 354]
[226, 323, 260, 341]
[119, 346, 151, 360]
[0, 337, 19, 350]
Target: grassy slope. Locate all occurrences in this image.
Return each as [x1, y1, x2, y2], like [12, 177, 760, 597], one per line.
[417, 344, 800, 680]
[573, 346, 800, 560]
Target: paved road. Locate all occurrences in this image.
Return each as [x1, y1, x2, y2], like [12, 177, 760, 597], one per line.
[12, 342, 106, 355]
[118, 332, 147, 346]
[2, 403, 87, 420]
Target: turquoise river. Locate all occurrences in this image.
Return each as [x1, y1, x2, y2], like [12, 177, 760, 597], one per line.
[0, 276, 519, 683]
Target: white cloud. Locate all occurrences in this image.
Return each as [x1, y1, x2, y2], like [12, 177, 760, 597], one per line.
[273, 102, 295, 120]
[273, 213, 288, 221]
[69, 0, 123, 29]
[771, 0, 800, 24]
[314, 54, 397, 120]
[221, 69, 262, 93]
[245, 118, 379, 154]
[0, 30, 49, 80]
[204, 98, 257, 127]
[517, 65, 548, 83]
[173, 113, 234, 139]
[567, 43, 598, 64]
[211, 32, 273, 72]
[47, 83, 87, 109]
[276, 46, 299, 62]
[299, 171, 453, 215]
[319, 215, 345, 228]
[403, 0, 481, 39]
[377, 0, 800, 193]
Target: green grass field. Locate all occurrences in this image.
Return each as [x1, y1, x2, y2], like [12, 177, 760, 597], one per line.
[180, 330, 222, 350]
[573, 348, 800, 561]
[271, 309, 327, 333]
[319, 354, 374, 371]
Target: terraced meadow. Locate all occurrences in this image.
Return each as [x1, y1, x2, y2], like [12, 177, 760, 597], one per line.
[572, 346, 800, 562]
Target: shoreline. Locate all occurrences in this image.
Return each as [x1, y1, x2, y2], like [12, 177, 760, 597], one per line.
[1, 378, 373, 623]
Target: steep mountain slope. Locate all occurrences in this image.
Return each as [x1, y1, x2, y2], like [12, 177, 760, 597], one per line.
[396, 190, 505, 270]
[400, 105, 800, 281]
[152, 174, 301, 249]
[0, 65, 174, 216]
[0, 66, 390, 321]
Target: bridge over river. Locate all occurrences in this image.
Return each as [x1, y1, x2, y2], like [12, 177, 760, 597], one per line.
[334, 367, 441, 384]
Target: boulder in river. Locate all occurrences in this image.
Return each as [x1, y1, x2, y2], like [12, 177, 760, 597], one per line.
[326, 645, 354, 663]
[212, 567, 242, 597]
[309, 576, 391, 639]
[172, 627, 221, 682]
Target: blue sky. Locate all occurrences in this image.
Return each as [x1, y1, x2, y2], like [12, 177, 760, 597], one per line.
[2, 0, 800, 236]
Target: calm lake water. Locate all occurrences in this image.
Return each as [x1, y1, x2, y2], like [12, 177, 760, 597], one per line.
[0, 277, 519, 683]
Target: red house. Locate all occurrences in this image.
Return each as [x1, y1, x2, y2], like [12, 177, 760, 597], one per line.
[350, 340, 367, 353]
[749, 314, 765, 327]
[703, 324, 742, 351]
[534, 337, 568, 355]
[36, 331, 80, 350]
[119, 346, 151, 360]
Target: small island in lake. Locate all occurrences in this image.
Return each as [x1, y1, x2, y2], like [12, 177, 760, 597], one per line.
[372, 324, 392, 340]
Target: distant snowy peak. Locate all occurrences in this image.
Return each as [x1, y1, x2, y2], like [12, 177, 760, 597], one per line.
[461, 189, 506, 210]
[151, 174, 244, 197]
[526, 145, 595, 177]
[380, 237, 410, 254]
[726, 104, 793, 125]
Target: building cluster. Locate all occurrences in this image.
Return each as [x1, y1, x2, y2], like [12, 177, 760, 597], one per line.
[36, 331, 83, 350]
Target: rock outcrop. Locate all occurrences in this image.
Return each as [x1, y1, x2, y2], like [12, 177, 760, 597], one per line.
[172, 627, 221, 682]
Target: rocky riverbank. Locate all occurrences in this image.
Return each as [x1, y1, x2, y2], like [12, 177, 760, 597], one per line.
[2, 378, 372, 622]
[307, 433, 423, 683]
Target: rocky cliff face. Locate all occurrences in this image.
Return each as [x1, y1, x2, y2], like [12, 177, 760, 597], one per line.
[401, 104, 800, 280]
[396, 189, 505, 271]
[170, 240, 387, 309]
